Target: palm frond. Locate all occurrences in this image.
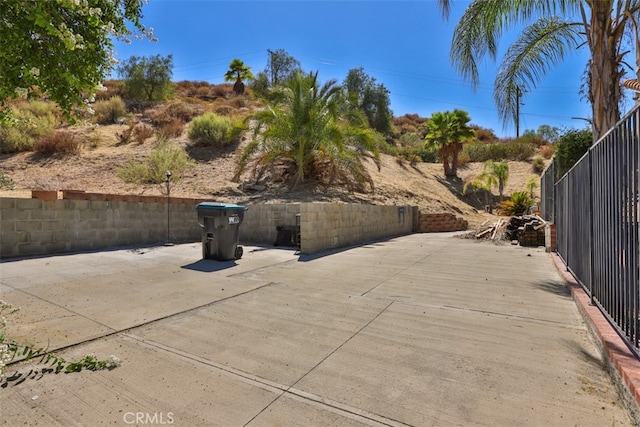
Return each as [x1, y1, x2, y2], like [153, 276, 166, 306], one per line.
[494, 16, 581, 127]
[451, 0, 579, 88]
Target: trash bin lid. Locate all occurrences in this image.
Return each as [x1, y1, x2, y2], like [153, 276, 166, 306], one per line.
[196, 202, 246, 211]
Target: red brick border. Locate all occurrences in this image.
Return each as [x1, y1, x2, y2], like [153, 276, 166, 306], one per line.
[551, 253, 640, 423]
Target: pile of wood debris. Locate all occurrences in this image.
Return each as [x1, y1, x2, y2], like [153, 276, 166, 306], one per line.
[468, 214, 548, 246]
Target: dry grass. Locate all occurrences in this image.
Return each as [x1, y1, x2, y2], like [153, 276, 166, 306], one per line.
[0, 82, 547, 229]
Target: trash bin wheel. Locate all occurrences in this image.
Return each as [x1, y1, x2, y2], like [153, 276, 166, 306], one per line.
[234, 246, 243, 260]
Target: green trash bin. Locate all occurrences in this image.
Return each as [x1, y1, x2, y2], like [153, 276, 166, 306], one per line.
[196, 202, 247, 261]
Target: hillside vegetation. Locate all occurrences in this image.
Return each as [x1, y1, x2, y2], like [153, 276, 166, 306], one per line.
[0, 81, 551, 229]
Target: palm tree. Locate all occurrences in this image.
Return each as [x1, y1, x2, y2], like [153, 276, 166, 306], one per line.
[224, 58, 254, 95]
[463, 171, 497, 207]
[486, 159, 509, 200]
[234, 71, 380, 191]
[437, 0, 640, 142]
[424, 109, 475, 178]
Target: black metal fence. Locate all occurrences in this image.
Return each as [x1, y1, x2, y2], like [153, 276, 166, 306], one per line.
[540, 160, 556, 223]
[542, 106, 640, 353]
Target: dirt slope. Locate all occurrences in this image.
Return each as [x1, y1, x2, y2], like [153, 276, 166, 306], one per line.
[0, 124, 542, 229]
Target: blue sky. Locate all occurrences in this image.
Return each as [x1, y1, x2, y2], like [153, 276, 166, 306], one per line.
[111, 0, 599, 138]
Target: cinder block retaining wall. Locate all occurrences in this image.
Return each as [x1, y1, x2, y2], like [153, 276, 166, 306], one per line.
[300, 203, 415, 253]
[1, 192, 463, 259]
[0, 197, 202, 259]
[418, 212, 468, 233]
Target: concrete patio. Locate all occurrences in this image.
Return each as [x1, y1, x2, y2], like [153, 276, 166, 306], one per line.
[0, 233, 635, 426]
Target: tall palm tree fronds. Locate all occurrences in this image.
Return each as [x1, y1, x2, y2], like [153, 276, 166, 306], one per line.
[225, 58, 254, 95]
[438, 0, 640, 142]
[234, 71, 380, 192]
[424, 109, 475, 178]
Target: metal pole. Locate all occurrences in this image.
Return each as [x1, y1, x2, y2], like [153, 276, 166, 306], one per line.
[165, 171, 172, 246]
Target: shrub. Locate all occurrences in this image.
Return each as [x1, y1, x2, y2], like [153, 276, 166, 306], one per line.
[457, 150, 471, 167]
[0, 126, 33, 153]
[21, 100, 60, 120]
[149, 101, 203, 125]
[132, 123, 154, 144]
[463, 140, 536, 162]
[165, 101, 202, 122]
[156, 118, 185, 139]
[497, 191, 534, 216]
[117, 138, 193, 184]
[214, 105, 235, 116]
[188, 112, 244, 146]
[554, 129, 593, 176]
[0, 171, 15, 190]
[93, 96, 127, 124]
[531, 155, 545, 174]
[0, 101, 59, 153]
[116, 160, 149, 183]
[538, 143, 555, 159]
[34, 130, 81, 155]
[117, 121, 135, 144]
[94, 80, 124, 101]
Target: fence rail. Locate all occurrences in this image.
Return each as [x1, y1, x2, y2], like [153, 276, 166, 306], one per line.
[542, 107, 640, 353]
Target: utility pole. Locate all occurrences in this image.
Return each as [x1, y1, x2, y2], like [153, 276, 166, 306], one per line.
[516, 86, 521, 139]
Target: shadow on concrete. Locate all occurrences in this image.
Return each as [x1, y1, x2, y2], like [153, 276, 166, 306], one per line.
[296, 238, 400, 262]
[532, 280, 572, 298]
[1, 367, 57, 388]
[562, 338, 606, 369]
[181, 259, 237, 272]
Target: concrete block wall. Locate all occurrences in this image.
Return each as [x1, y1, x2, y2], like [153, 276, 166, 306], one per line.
[2, 194, 424, 258]
[417, 212, 468, 233]
[300, 203, 415, 253]
[0, 197, 201, 259]
[240, 203, 301, 246]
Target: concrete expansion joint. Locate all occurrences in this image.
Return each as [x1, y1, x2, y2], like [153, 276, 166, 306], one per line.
[5, 280, 280, 368]
[128, 334, 410, 427]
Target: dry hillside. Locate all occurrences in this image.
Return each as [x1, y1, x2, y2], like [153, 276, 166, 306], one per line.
[0, 121, 544, 230]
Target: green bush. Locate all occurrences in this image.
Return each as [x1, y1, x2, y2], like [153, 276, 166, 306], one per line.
[0, 171, 15, 190]
[0, 102, 59, 153]
[498, 191, 534, 216]
[21, 100, 60, 119]
[187, 112, 244, 146]
[463, 141, 536, 162]
[553, 129, 593, 176]
[92, 96, 127, 124]
[0, 126, 33, 153]
[117, 138, 193, 184]
[531, 155, 545, 174]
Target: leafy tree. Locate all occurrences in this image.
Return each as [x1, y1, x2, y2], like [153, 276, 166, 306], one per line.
[344, 68, 393, 135]
[265, 49, 302, 87]
[224, 58, 254, 95]
[235, 71, 380, 191]
[250, 72, 270, 98]
[522, 124, 561, 143]
[0, 0, 149, 120]
[437, 0, 639, 142]
[553, 128, 593, 176]
[424, 109, 475, 178]
[118, 54, 174, 102]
